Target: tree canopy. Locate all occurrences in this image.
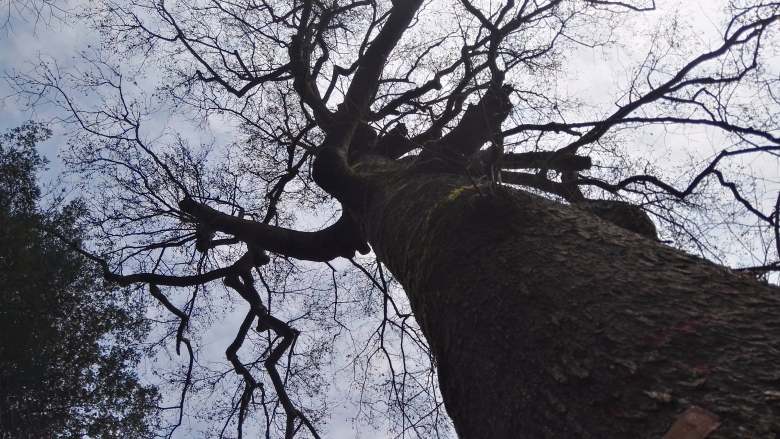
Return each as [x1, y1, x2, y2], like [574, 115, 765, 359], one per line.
[0, 123, 160, 438]
[5, 0, 780, 437]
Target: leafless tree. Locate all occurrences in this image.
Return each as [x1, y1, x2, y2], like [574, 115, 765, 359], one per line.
[7, 0, 780, 437]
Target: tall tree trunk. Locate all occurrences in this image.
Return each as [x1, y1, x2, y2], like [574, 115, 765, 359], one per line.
[360, 166, 780, 438]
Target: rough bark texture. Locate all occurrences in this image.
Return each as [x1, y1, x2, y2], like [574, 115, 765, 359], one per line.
[359, 164, 780, 439]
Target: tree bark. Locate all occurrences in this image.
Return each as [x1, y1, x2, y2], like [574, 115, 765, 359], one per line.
[359, 164, 780, 438]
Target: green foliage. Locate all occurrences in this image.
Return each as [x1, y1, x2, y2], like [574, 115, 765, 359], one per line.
[0, 123, 160, 438]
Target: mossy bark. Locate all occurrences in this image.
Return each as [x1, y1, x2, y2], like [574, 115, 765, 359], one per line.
[360, 167, 780, 439]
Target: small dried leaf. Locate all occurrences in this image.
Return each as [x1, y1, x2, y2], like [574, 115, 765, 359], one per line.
[662, 406, 720, 439]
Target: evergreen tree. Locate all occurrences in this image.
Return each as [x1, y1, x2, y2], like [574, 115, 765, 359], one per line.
[0, 123, 159, 438]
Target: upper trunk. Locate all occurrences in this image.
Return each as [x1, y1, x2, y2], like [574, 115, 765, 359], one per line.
[358, 164, 780, 438]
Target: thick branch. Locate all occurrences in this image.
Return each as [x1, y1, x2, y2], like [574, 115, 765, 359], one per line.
[340, 0, 424, 120]
[501, 151, 592, 171]
[179, 196, 369, 261]
[428, 84, 513, 157]
[373, 123, 418, 159]
[312, 1, 423, 203]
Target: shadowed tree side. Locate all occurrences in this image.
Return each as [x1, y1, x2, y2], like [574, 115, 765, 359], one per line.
[359, 164, 780, 438]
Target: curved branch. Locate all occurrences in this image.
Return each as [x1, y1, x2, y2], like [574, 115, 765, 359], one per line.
[579, 167, 775, 224]
[149, 284, 194, 437]
[179, 196, 369, 261]
[558, 13, 777, 156]
[288, 0, 333, 124]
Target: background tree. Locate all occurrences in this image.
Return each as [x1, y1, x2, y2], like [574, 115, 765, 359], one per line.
[6, 0, 780, 437]
[0, 122, 160, 438]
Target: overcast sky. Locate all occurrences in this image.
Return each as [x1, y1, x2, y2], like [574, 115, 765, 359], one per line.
[1, 1, 774, 437]
[0, 0, 731, 163]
